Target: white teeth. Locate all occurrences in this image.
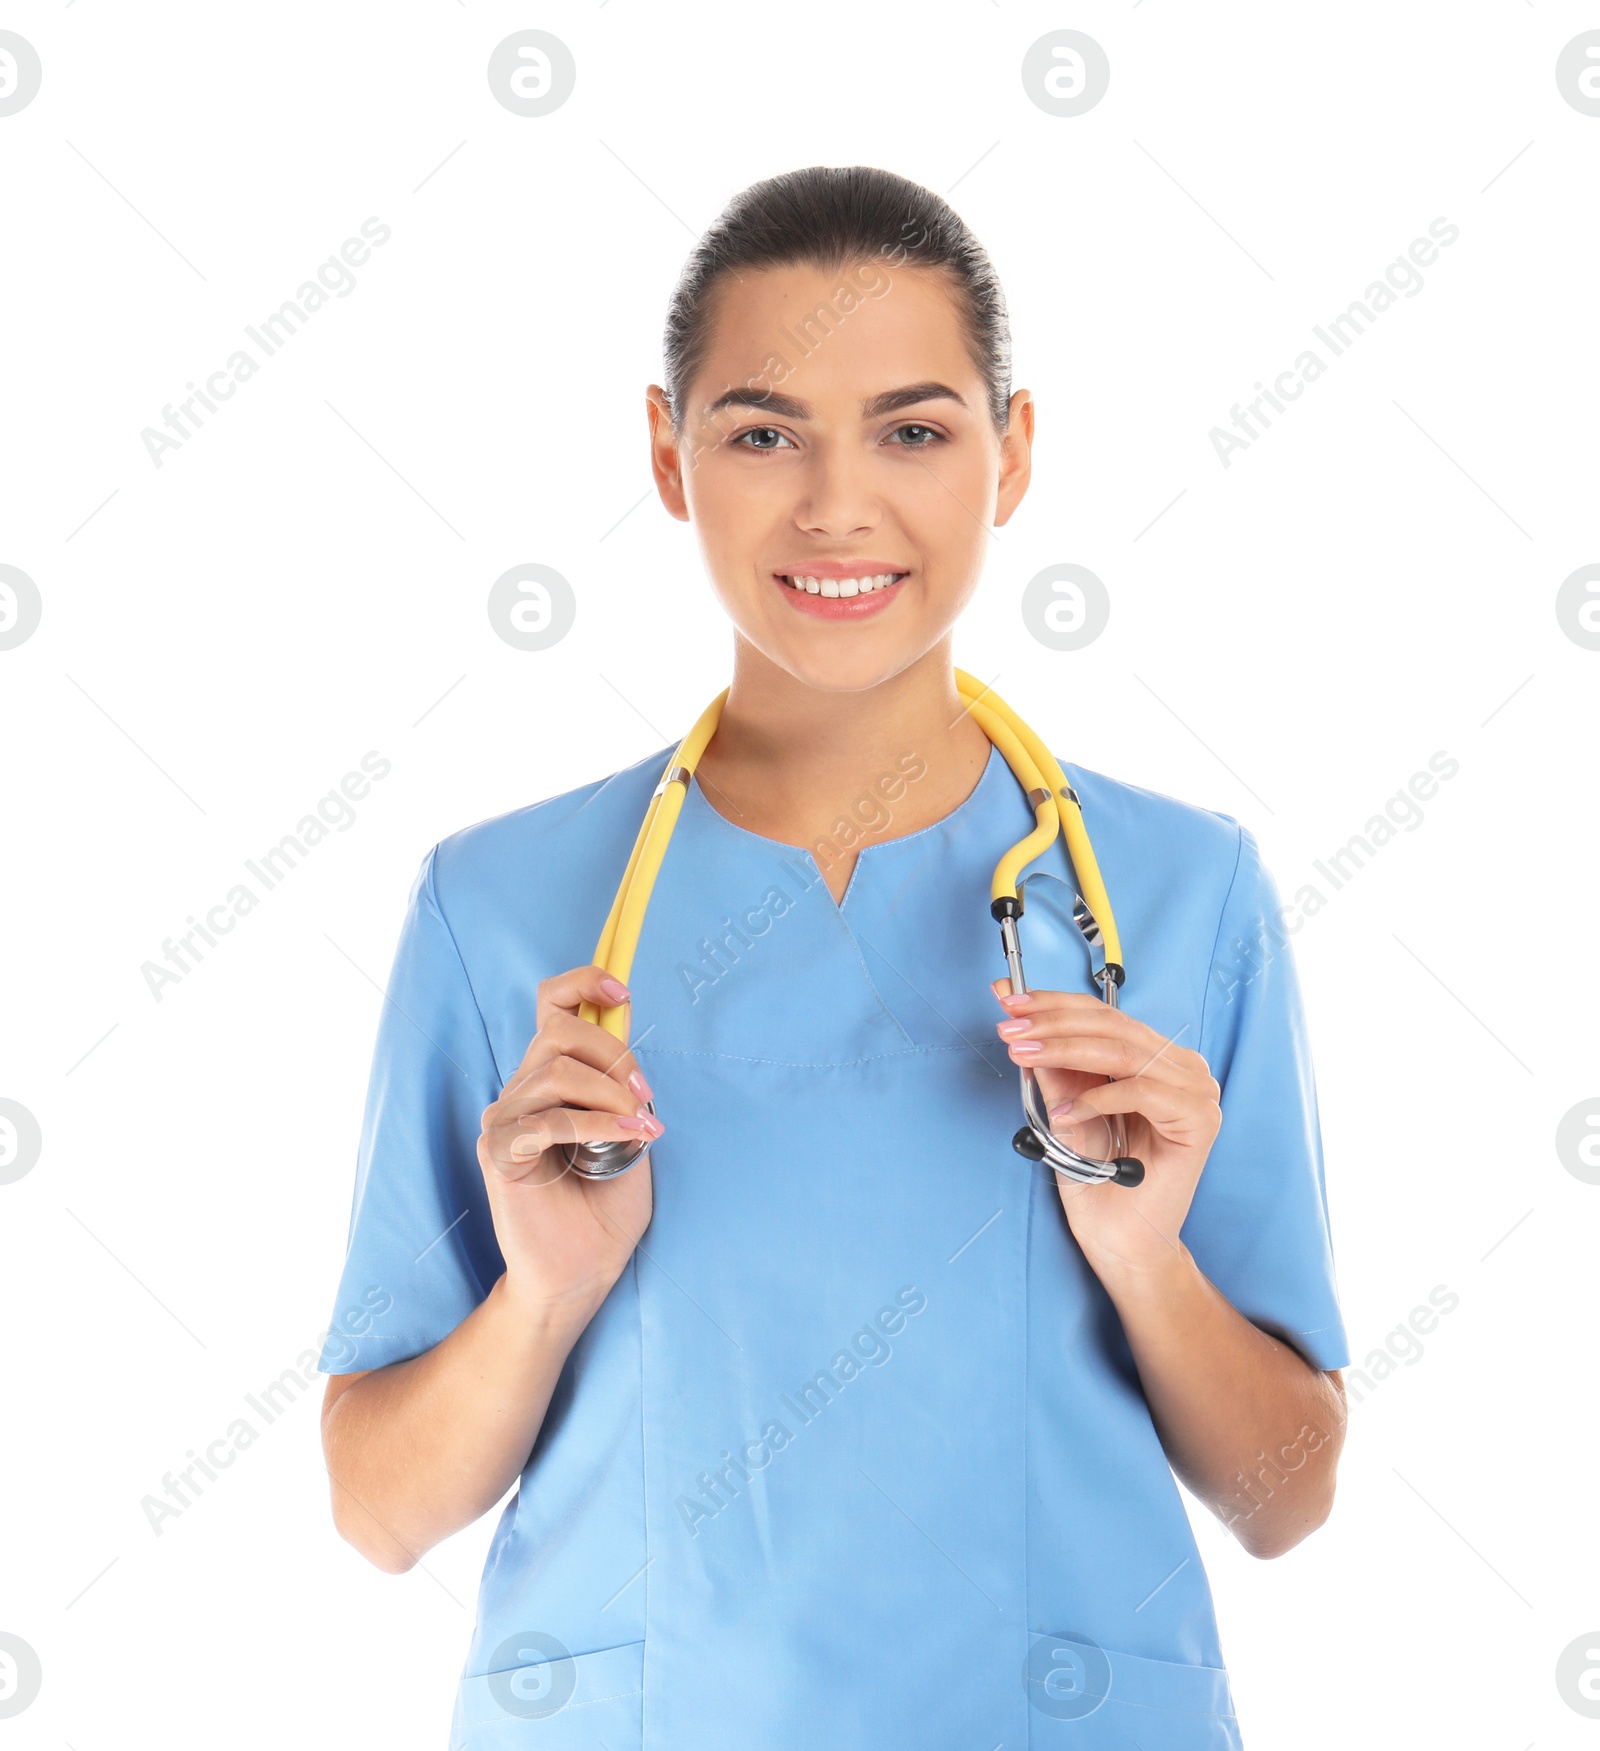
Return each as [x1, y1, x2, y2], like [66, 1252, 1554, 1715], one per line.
[784, 571, 904, 595]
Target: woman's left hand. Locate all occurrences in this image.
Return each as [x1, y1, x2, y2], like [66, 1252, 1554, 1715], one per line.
[991, 980, 1222, 1280]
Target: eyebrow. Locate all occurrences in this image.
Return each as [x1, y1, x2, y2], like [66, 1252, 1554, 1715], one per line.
[702, 381, 970, 422]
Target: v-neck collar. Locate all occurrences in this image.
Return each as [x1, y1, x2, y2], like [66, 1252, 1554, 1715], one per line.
[683, 742, 1015, 916]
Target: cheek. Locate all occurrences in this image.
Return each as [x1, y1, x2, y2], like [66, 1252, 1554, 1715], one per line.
[686, 468, 770, 576]
[895, 447, 994, 578]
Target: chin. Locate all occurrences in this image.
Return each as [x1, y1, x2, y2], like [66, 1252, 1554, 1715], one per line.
[775, 633, 941, 696]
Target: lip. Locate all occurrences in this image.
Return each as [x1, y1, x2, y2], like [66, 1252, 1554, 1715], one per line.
[773, 561, 906, 578]
[771, 566, 910, 621]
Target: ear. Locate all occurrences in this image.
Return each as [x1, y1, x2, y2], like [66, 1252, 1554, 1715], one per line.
[993, 388, 1034, 529]
[646, 385, 691, 523]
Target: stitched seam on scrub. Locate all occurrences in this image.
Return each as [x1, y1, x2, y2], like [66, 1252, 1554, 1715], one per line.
[1023, 1145, 1035, 1748]
[423, 843, 508, 1090]
[472, 1638, 646, 1680]
[421, 845, 503, 1303]
[813, 885, 919, 1049]
[636, 1247, 651, 1745]
[1097, 1691, 1236, 1719]
[686, 785, 918, 1048]
[628, 1043, 979, 1070]
[851, 927, 1006, 1062]
[549, 1687, 643, 1709]
[685, 755, 990, 1047]
[1195, 821, 1247, 1076]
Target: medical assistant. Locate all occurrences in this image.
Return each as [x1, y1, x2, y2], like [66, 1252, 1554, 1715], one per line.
[318, 738, 1350, 1750]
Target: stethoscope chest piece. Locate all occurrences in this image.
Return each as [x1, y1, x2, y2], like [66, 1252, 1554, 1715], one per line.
[559, 1101, 658, 1180]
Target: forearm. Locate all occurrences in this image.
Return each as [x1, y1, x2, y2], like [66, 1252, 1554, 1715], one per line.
[321, 1273, 596, 1571]
[1092, 1241, 1347, 1558]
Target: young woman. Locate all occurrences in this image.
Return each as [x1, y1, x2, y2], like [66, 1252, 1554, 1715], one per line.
[319, 165, 1349, 1750]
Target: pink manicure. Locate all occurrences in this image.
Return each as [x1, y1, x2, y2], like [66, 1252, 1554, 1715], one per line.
[615, 1114, 648, 1133]
[600, 976, 631, 1004]
[997, 1020, 1031, 1039]
[1010, 1040, 1042, 1056]
[628, 1069, 654, 1103]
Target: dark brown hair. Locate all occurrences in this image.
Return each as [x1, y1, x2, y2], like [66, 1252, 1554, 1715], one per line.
[662, 165, 1013, 434]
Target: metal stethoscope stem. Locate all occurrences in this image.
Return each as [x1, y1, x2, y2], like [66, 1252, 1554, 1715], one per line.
[996, 907, 1144, 1189]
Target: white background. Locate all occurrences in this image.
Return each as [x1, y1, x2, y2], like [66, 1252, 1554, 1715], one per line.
[2, 2, 1597, 1746]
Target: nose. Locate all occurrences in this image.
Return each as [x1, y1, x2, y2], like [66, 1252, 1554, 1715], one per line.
[792, 435, 882, 538]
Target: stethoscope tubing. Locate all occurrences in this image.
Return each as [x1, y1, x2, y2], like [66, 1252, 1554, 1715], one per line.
[554, 678, 1143, 1190]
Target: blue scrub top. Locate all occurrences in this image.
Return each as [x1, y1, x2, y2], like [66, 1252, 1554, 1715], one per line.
[320, 740, 1349, 1750]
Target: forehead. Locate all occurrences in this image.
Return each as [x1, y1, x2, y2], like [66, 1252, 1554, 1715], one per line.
[692, 260, 976, 412]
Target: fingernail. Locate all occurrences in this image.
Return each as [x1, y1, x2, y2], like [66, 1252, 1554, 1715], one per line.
[600, 976, 631, 1004]
[997, 1020, 1031, 1039]
[509, 1135, 542, 1158]
[1048, 1099, 1075, 1118]
[1010, 1040, 1042, 1056]
[628, 1069, 654, 1103]
[999, 991, 1030, 1009]
[641, 1115, 665, 1139]
[615, 1114, 648, 1133]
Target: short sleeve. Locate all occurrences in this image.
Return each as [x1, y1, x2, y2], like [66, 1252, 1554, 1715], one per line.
[1183, 824, 1350, 1372]
[317, 846, 507, 1374]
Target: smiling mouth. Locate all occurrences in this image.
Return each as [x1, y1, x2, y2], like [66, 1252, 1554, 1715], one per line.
[777, 571, 908, 598]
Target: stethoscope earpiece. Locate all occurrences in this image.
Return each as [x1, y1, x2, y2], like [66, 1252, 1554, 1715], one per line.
[1012, 1126, 1047, 1162]
[1012, 1124, 1146, 1188]
[1010, 1051, 1147, 1188]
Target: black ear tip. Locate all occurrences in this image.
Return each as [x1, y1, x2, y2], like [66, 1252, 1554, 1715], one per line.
[1012, 1126, 1047, 1161]
[1113, 1157, 1145, 1188]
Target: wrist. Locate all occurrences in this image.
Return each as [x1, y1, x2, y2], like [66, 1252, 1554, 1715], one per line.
[1081, 1236, 1199, 1308]
[494, 1270, 612, 1340]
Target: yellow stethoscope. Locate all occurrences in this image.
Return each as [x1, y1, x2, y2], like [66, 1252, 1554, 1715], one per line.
[560, 669, 1145, 1190]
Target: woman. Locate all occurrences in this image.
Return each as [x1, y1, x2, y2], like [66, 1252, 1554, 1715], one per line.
[319, 165, 1349, 1749]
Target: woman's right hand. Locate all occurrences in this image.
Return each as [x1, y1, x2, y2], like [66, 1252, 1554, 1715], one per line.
[477, 965, 662, 1324]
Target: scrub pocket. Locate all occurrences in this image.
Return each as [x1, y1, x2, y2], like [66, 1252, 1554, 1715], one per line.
[449, 1639, 643, 1749]
[1025, 1636, 1242, 1750]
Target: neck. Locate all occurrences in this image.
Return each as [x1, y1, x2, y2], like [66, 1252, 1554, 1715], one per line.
[694, 635, 994, 856]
